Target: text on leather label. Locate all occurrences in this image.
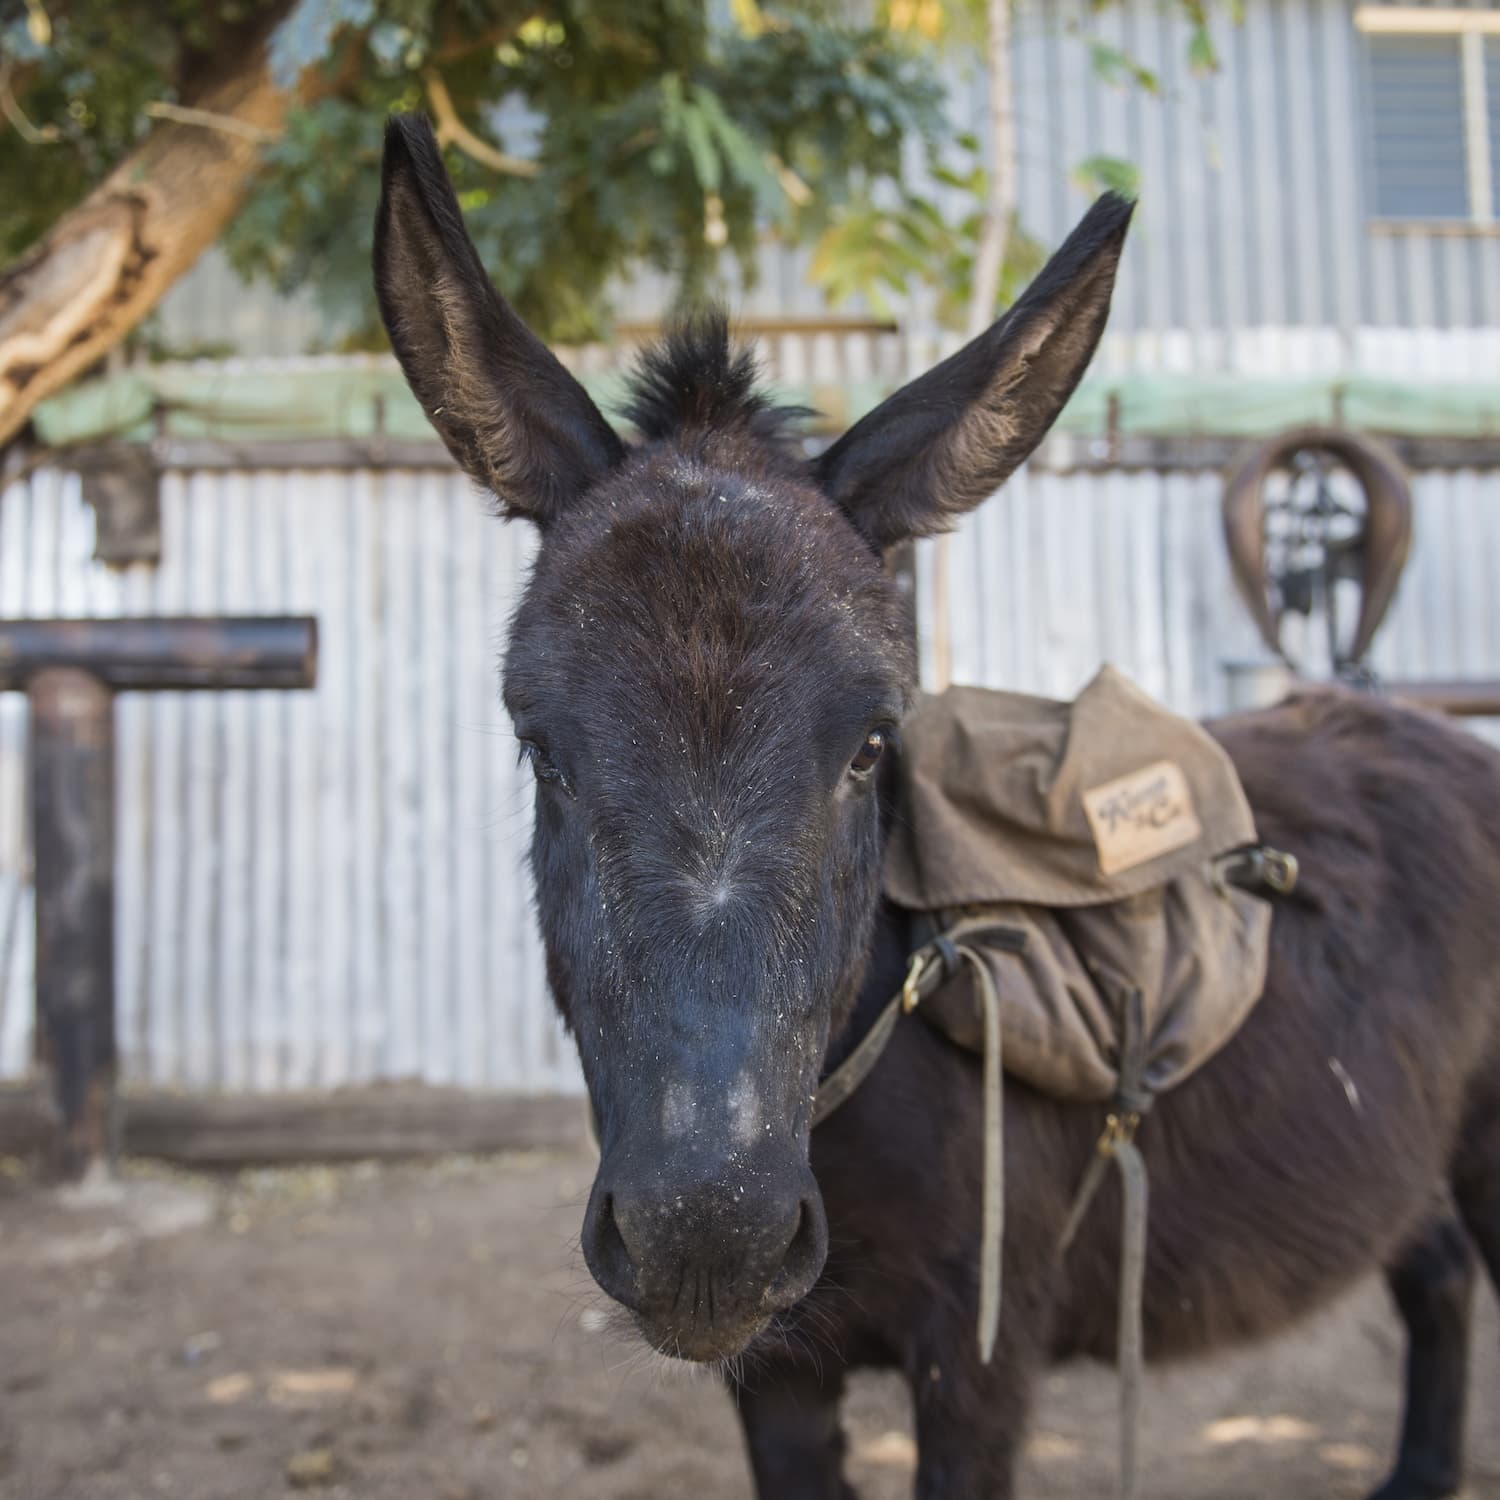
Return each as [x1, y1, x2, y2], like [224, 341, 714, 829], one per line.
[1082, 759, 1203, 875]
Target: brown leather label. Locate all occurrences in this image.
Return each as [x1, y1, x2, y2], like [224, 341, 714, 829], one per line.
[1082, 759, 1203, 875]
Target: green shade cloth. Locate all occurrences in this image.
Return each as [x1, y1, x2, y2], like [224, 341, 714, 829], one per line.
[30, 362, 1500, 451]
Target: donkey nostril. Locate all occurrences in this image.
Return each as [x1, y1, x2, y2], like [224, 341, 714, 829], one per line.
[583, 1191, 642, 1312]
[784, 1200, 813, 1267]
[766, 1195, 826, 1308]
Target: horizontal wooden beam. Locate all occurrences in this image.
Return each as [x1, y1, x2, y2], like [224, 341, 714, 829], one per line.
[1370, 219, 1500, 238]
[0, 1083, 590, 1167]
[1354, 6, 1500, 35]
[1385, 680, 1500, 717]
[145, 436, 460, 472]
[1040, 433, 1500, 474]
[612, 316, 899, 339]
[58, 431, 1500, 477]
[140, 425, 847, 472]
[0, 617, 318, 693]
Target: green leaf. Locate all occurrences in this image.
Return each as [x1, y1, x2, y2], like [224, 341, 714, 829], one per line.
[680, 98, 720, 193]
[1086, 37, 1158, 95]
[1072, 154, 1141, 198]
[1187, 23, 1219, 75]
[696, 87, 782, 206]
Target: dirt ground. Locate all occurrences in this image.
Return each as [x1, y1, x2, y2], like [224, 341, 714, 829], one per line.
[1, 1146, 1496, 1500]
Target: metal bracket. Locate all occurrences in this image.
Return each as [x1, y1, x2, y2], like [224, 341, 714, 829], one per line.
[68, 444, 161, 566]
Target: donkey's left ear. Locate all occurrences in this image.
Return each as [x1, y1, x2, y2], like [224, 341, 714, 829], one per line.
[816, 193, 1133, 552]
[374, 114, 624, 524]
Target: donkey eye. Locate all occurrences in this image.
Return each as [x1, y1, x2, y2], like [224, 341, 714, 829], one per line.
[518, 739, 573, 796]
[849, 728, 887, 778]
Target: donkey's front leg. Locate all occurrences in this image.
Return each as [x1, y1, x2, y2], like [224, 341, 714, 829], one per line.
[734, 1360, 857, 1500]
[910, 1336, 1035, 1500]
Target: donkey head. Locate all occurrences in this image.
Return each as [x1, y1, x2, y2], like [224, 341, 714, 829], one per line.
[375, 114, 1130, 1361]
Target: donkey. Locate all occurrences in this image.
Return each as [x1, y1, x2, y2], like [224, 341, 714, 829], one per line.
[375, 113, 1500, 1498]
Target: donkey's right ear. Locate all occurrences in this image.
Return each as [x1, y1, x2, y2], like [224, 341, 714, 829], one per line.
[374, 114, 624, 524]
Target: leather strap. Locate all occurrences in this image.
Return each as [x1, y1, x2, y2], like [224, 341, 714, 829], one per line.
[813, 923, 1157, 1495]
[808, 993, 904, 1128]
[812, 918, 1022, 1364]
[1058, 989, 1153, 1500]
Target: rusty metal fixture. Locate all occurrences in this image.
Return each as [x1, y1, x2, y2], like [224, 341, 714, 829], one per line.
[69, 444, 162, 566]
[0, 616, 317, 692]
[1222, 426, 1413, 676]
[3, 617, 318, 1181]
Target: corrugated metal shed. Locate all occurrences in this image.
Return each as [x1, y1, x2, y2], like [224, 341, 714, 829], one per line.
[4, 455, 1498, 1092]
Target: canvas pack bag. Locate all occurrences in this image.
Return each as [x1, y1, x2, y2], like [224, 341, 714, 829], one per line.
[883, 665, 1275, 1108]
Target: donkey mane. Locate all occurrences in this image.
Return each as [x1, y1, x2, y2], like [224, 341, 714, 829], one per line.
[619, 310, 812, 453]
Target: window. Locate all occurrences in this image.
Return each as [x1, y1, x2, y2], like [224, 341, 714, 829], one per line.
[1357, 7, 1500, 224]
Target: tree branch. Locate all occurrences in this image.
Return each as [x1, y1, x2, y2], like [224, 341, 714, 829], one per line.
[0, 59, 60, 144]
[423, 69, 539, 178]
[0, 1, 336, 450]
[142, 100, 278, 144]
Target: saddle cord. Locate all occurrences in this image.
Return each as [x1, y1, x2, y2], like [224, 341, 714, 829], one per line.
[814, 933, 1151, 1500]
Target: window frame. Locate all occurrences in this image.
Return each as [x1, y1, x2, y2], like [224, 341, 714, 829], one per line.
[1357, 5, 1498, 229]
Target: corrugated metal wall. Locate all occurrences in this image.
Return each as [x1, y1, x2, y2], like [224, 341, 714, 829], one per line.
[1004, 0, 1500, 352]
[914, 465, 1500, 716]
[4, 458, 1498, 1091]
[0, 465, 571, 1093]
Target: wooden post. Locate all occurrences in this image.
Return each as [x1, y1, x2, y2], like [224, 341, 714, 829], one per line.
[1, 617, 317, 1180]
[28, 669, 116, 1180]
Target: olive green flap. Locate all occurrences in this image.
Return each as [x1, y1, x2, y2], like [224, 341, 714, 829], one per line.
[885, 668, 1271, 1102]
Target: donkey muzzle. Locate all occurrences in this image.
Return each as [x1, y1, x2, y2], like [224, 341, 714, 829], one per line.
[581, 1144, 827, 1359]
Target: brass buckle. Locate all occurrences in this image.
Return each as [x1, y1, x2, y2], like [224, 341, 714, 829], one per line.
[1097, 1111, 1141, 1155]
[1262, 847, 1299, 893]
[901, 952, 927, 1013]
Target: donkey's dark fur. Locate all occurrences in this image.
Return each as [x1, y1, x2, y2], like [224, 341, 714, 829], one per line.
[375, 112, 1500, 1497]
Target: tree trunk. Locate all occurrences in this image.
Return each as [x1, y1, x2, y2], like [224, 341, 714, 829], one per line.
[0, 8, 312, 450]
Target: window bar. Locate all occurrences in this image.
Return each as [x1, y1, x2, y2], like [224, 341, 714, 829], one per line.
[1462, 28, 1493, 224]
